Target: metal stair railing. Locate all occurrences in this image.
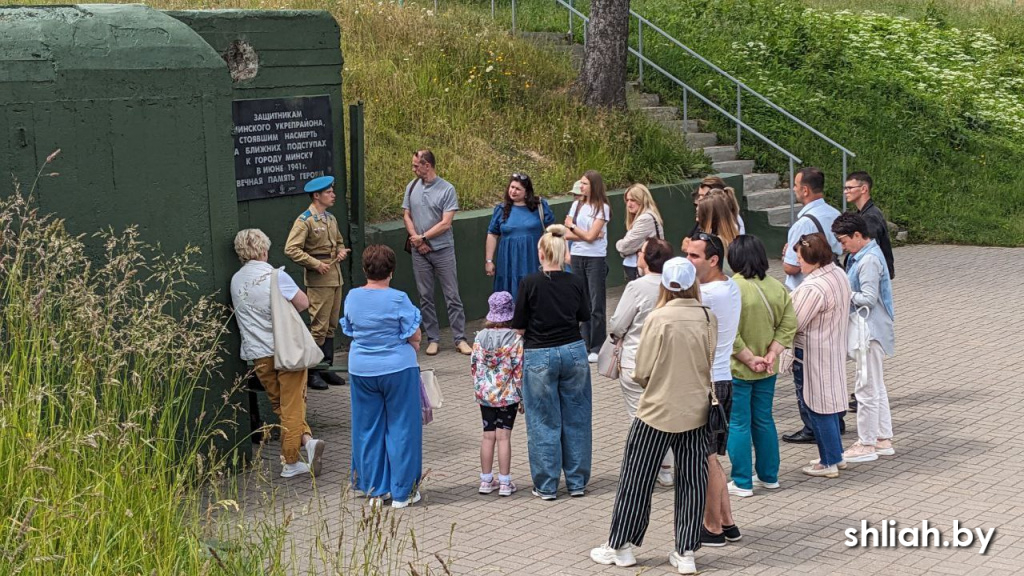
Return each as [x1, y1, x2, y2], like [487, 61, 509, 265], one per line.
[550, 0, 858, 223]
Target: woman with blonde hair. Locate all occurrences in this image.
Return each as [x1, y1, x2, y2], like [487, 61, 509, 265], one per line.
[590, 257, 715, 574]
[615, 183, 665, 282]
[512, 224, 593, 500]
[696, 191, 740, 249]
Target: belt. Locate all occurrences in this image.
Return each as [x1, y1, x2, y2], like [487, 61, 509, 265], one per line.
[310, 253, 332, 258]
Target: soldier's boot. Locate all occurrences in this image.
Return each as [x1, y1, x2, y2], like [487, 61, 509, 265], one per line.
[308, 369, 330, 390]
[320, 337, 347, 386]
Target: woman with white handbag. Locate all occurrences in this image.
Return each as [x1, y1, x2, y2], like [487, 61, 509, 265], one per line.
[341, 245, 424, 508]
[831, 213, 896, 463]
[230, 229, 326, 479]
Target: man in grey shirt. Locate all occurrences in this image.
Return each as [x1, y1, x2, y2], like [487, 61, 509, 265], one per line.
[403, 149, 471, 356]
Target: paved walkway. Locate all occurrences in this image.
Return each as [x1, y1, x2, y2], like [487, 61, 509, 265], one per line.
[242, 246, 1023, 575]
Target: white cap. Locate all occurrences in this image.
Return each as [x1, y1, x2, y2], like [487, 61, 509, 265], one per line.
[661, 257, 696, 292]
[570, 180, 584, 195]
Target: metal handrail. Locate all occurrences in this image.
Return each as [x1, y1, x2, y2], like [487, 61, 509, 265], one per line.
[550, 0, 857, 219]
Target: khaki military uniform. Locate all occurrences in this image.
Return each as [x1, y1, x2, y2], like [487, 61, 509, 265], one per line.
[284, 204, 346, 345]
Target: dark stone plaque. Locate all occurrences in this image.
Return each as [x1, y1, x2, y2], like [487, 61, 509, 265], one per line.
[232, 95, 333, 201]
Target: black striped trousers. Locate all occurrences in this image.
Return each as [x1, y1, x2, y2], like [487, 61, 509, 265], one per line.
[607, 418, 709, 554]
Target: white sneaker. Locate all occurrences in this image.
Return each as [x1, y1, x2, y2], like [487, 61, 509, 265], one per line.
[391, 491, 421, 509]
[727, 481, 753, 498]
[752, 475, 780, 489]
[304, 438, 325, 477]
[656, 466, 674, 487]
[668, 550, 697, 574]
[280, 461, 310, 478]
[587, 352, 599, 364]
[589, 544, 636, 567]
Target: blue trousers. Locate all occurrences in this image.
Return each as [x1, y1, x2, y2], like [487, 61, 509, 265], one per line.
[794, 348, 846, 436]
[806, 409, 844, 467]
[523, 340, 593, 496]
[726, 375, 780, 489]
[349, 367, 422, 501]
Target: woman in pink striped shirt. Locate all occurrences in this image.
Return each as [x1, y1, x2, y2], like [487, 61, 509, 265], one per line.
[792, 234, 852, 478]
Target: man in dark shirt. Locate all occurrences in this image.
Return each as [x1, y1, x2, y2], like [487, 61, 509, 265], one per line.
[843, 171, 895, 279]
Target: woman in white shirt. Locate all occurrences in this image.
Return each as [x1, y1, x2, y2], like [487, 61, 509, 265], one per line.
[564, 170, 612, 363]
[615, 183, 665, 282]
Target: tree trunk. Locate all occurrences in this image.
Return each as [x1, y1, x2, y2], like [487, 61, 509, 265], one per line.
[575, 0, 630, 109]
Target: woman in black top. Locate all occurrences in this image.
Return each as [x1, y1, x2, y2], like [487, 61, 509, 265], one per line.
[512, 224, 592, 500]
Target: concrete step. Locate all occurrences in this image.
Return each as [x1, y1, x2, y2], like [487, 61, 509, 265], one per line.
[629, 92, 660, 107]
[685, 132, 718, 148]
[703, 145, 737, 163]
[743, 173, 780, 193]
[745, 187, 792, 211]
[658, 119, 700, 133]
[712, 159, 755, 174]
[639, 106, 678, 122]
[766, 206, 795, 227]
[519, 31, 571, 44]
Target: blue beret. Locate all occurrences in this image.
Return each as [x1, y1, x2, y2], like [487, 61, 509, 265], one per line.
[304, 175, 335, 194]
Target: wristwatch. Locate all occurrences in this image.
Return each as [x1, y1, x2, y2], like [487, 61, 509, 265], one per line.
[569, 224, 577, 231]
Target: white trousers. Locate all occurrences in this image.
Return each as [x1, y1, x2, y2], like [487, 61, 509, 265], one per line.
[855, 341, 893, 444]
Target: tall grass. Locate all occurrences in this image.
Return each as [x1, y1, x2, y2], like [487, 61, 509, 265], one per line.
[0, 157, 452, 575]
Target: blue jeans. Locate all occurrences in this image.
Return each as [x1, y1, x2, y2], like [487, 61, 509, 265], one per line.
[523, 340, 593, 496]
[349, 367, 422, 501]
[806, 409, 843, 467]
[794, 348, 846, 436]
[727, 375, 780, 489]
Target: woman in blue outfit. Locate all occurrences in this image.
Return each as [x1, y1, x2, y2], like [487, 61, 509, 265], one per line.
[511, 224, 593, 500]
[484, 172, 554, 300]
[341, 244, 424, 508]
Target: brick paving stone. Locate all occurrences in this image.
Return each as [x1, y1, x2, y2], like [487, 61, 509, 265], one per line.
[238, 246, 1023, 575]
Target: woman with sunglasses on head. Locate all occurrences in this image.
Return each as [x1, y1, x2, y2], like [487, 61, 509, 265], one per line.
[564, 170, 611, 364]
[485, 173, 554, 300]
[791, 233, 852, 479]
[615, 183, 665, 282]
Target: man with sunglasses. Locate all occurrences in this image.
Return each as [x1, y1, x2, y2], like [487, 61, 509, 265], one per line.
[685, 232, 744, 548]
[782, 167, 843, 291]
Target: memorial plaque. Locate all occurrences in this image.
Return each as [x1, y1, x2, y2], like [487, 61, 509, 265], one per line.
[232, 95, 334, 201]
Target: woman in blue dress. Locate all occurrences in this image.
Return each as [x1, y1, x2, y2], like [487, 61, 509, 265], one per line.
[484, 173, 554, 300]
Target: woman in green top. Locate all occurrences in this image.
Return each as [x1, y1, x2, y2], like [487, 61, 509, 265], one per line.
[725, 236, 797, 497]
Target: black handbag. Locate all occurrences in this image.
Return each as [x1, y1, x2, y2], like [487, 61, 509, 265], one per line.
[702, 307, 729, 455]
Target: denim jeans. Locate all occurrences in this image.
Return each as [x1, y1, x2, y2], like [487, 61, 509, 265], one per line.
[727, 376, 780, 489]
[522, 340, 593, 496]
[794, 348, 846, 436]
[570, 255, 607, 353]
[806, 408, 844, 467]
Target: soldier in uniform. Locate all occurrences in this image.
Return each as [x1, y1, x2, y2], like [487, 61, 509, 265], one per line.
[285, 175, 351, 390]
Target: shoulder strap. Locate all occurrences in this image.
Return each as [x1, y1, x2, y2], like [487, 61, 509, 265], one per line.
[750, 281, 776, 328]
[803, 213, 827, 238]
[651, 214, 663, 239]
[406, 177, 421, 196]
[700, 306, 720, 405]
[571, 200, 582, 225]
[537, 199, 546, 231]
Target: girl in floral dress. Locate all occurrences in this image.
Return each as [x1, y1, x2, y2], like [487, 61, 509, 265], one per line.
[470, 291, 524, 497]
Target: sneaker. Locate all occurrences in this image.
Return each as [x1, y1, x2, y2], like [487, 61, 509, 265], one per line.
[843, 441, 879, 463]
[587, 352, 599, 364]
[456, 340, 472, 355]
[589, 543, 637, 567]
[875, 439, 896, 456]
[668, 551, 697, 574]
[657, 466, 675, 487]
[499, 481, 517, 497]
[722, 524, 742, 542]
[280, 461, 310, 478]
[391, 491, 421, 509]
[802, 463, 840, 478]
[752, 475, 780, 489]
[479, 478, 499, 494]
[367, 493, 392, 508]
[700, 527, 726, 547]
[569, 488, 586, 498]
[727, 481, 753, 498]
[810, 458, 848, 470]
[531, 488, 556, 501]
[425, 342, 439, 356]
[304, 438, 325, 477]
